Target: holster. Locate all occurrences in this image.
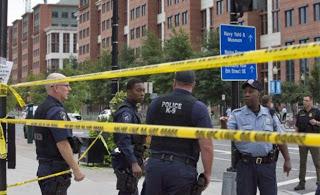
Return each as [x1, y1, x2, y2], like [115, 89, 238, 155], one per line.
[114, 169, 138, 193]
[191, 173, 207, 195]
[269, 145, 279, 162]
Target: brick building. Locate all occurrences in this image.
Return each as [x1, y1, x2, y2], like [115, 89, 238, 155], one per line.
[6, 26, 12, 61]
[11, 20, 22, 83]
[21, 12, 33, 81]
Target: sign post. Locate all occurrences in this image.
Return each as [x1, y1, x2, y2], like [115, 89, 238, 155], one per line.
[220, 24, 257, 81]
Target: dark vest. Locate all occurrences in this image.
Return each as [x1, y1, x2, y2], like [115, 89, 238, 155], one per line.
[150, 91, 200, 160]
[34, 96, 70, 161]
[297, 108, 320, 133]
[114, 101, 146, 158]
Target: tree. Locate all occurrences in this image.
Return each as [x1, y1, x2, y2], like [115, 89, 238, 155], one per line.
[308, 64, 320, 103]
[119, 45, 135, 68]
[141, 32, 164, 65]
[150, 28, 194, 94]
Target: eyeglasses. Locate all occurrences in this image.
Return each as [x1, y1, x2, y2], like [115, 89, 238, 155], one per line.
[51, 84, 71, 88]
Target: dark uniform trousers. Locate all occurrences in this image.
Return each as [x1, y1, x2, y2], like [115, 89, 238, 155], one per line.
[298, 146, 320, 184]
[37, 160, 71, 195]
[236, 160, 277, 195]
[143, 158, 197, 195]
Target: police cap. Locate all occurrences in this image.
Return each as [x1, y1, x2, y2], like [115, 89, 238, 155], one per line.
[242, 79, 263, 92]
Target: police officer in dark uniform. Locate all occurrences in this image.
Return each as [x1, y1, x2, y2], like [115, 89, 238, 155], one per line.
[111, 78, 146, 195]
[294, 95, 320, 191]
[142, 71, 214, 195]
[227, 79, 291, 195]
[34, 73, 85, 195]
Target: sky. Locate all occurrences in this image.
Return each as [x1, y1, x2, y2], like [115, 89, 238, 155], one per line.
[8, 0, 60, 25]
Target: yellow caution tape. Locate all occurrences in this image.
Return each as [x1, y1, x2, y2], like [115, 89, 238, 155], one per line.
[0, 125, 7, 159]
[0, 190, 6, 195]
[7, 130, 104, 189]
[7, 170, 72, 189]
[1, 118, 320, 147]
[7, 86, 26, 108]
[11, 42, 320, 88]
[0, 84, 8, 97]
[99, 134, 110, 155]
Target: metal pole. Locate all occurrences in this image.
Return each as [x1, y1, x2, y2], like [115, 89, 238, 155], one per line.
[0, 0, 8, 194]
[111, 0, 119, 95]
[229, 0, 240, 171]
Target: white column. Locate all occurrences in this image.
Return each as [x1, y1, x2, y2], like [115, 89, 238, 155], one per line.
[59, 32, 63, 54]
[161, 0, 165, 47]
[206, 8, 210, 31]
[267, 0, 273, 94]
[59, 58, 63, 69]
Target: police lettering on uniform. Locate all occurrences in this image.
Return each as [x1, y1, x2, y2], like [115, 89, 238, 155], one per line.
[111, 78, 146, 195]
[34, 73, 85, 195]
[142, 71, 214, 195]
[227, 79, 291, 195]
[294, 95, 320, 191]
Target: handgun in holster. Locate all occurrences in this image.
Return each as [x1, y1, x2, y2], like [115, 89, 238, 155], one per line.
[191, 173, 207, 195]
[114, 169, 137, 193]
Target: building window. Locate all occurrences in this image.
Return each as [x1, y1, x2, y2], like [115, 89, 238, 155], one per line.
[167, 16, 173, 29]
[299, 6, 307, 24]
[73, 34, 77, 53]
[136, 27, 141, 39]
[201, 10, 206, 29]
[136, 6, 141, 18]
[314, 3, 320, 21]
[285, 9, 294, 27]
[261, 13, 268, 35]
[102, 20, 106, 31]
[285, 41, 295, 81]
[174, 14, 180, 26]
[130, 29, 135, 40]
[142, 25, 147, 36]
[51, 59, 60, 72]
[182, 11, 188, 25]
[62, 12, 69, 18]
[272, 11, 280, 32]
[63, 33, 70, 53]
[52, 11, 59, 18]
[51, 33, 59, 53]
[217, 0, 223, 15]
[142, 4, 146, 16]
[272, 0, 279, 10]
[130, 9, 135, 20]
[175, 0, 179, 4]
[107, 19, 111, 29]
[167, 0, 172, 6]
[106, 1, 111, 11]
[210, 8, 213, 26]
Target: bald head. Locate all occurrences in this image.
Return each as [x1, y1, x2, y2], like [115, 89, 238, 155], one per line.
[45, 73, 71, 102]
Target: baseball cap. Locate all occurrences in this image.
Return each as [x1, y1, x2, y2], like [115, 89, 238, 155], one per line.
[174, 71, 196, 84]
[242, 79, 263, 92]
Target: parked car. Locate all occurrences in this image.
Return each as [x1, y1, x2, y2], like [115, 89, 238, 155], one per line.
[68, 113, 82, 121]
[97, 109, 111, 121]
[23, 105, 38, 139]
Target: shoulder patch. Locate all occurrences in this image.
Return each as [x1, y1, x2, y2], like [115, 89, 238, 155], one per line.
[120, 112, 133, 123]
[59, 111, 68, 121]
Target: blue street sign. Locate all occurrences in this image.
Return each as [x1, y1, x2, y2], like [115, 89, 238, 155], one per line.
[220, 24, 257, 81]
[270, 80, 281, 95]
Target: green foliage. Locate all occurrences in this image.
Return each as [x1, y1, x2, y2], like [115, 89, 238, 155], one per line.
[201, 29, 220, 56]
[164, 28, 193, 61]
[141, 32, 164, 65]
[308, 64, 320, 103]
[280, 82, 309, 105]
[119, 45, 135, 68]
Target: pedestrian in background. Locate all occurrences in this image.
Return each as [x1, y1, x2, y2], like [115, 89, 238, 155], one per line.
[227, 79, 291, 195]
[282, 105, 287, 122]
[142, 71, 213, 194]
[294, 95, 320, 191]
[34, 73, 85, 195]
[111, 78, 146, 195]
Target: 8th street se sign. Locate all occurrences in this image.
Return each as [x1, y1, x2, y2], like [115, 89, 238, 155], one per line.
[220, 24, 257, 81]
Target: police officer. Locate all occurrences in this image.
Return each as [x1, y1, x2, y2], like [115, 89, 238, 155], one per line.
[227, 79, 291, 195]
[34, 73, 85, 195]
[294, 95, 320, 191]
[112, 78, 146, 195]
[142, 71, 214, 195]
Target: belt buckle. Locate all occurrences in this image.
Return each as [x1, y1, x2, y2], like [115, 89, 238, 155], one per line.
[256, 157, 262, 164]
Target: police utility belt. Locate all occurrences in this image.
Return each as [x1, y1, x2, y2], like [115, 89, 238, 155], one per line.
[239, 153, 275, 164]
[151, 153, 197, 167]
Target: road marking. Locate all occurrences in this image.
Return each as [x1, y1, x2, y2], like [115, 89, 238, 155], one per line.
[215, 157, 231, 162]
[214, 149, 231, 155]
[277, 177, 316, 187]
